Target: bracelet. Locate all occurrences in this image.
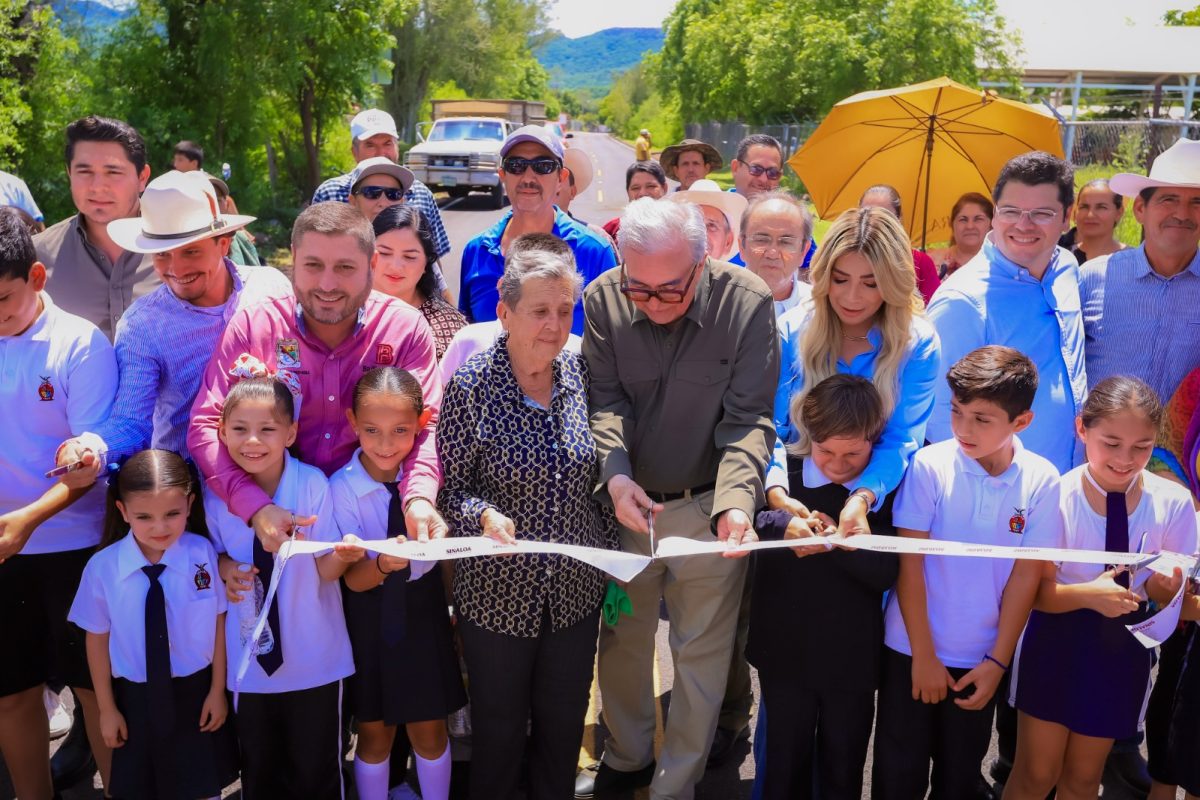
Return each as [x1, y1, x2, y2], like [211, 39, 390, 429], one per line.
[983, 653, 1009, 671]
[375, 555, 393, 576]
[844, 488, 873, 509]
[403, 496, 431, 514]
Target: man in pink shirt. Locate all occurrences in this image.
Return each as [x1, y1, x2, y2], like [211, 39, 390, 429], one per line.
[188, 202, 444, 548]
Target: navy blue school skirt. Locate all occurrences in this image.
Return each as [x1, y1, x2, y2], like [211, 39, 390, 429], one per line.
[1015, 607, 1151, 740]
[110, 665, 238, 800]
[343, 565, 467, 726]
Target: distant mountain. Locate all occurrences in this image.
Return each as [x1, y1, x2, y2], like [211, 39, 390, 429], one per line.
[535, 27, 664, 91]
[52, 0, 132, 34]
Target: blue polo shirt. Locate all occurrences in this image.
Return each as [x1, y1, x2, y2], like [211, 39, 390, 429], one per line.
[458, 207, 617, 335]
[925, 235, 1087, 473]
[1080, 244, 1200, 402]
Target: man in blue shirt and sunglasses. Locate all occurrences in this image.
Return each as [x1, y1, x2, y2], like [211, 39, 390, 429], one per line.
[458, 125, 616, 335]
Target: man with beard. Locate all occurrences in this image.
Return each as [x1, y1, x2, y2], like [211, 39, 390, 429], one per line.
[459, 125, 616, 335]
[55, 170, 290, 470]
[187, 201, 447, 550]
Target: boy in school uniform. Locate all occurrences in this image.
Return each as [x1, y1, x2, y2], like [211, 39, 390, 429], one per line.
[871, 346, 1062, 800]
[750, 374, 900, 800]
[0, 212, 119, 798]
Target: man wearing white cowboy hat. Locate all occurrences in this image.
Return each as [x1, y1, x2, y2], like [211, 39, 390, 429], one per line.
[1080, 137, 1200, 404]
[659, 139, 723, 192]
[56, 170, 291, 479]
[668, 178, 747, 264]
[557, 147, 617, 252]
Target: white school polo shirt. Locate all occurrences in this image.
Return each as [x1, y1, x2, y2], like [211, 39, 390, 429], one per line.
[204, 454, 354, 694]
[1055, 466, 1199, 592]
[885, 437, 1062, 669]
[69, 532, 226, 682]
[0, 293, 117, 554]
[329, 449, 432, 580]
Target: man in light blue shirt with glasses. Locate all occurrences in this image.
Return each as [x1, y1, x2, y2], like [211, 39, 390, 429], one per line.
[925, 151, 1086, 474]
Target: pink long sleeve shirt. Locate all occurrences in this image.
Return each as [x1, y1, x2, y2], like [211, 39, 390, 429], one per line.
[188, 292, 442, 523]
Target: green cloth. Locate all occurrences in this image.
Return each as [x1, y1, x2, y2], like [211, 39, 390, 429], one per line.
[602, 580, 632, 626]
[228, 229, 261, 266]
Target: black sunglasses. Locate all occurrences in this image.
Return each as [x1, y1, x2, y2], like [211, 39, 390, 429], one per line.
[354, 185, 405, 201]
[502, 157, 561, 176]
[743, 163, 783, 180]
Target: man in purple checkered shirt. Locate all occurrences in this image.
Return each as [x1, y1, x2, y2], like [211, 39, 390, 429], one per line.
[312, 108, 452, 296]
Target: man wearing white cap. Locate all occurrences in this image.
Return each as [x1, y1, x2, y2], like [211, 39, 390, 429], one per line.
[56, 170, 291, 473]
[459, 124, 616, 335]
[1080, 137, 1200, 402]
[346, 156, 415, 222]
[312, 108, 452, 265]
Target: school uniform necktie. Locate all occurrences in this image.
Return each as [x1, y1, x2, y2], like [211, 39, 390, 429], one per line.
[1105, 488, 1131, 589]
[381, 481, 408, 647]
[253, 536, 284, 674]
[143, 564, 176, 798]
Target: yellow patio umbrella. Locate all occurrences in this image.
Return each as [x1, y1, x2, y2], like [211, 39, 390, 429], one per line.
[789, 76, 1064, 248]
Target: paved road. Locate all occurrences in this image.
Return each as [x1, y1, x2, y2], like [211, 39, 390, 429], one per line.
[435, 131, 633, 305]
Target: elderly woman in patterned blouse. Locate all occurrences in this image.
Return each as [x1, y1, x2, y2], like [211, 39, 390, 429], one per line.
[371, 204, 467, 359]
[437, 232, 617, 800]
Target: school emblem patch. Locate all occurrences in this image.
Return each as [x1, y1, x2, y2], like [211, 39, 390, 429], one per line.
[37, 376, 54, 401]
[376, 343, 394, 366]
[194, 563, 212, 591]
[275, 338, 301, 369]
[1009, 508, 1027, 534]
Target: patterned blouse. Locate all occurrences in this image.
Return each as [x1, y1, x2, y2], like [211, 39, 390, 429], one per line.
[437, 336, 617, 637]
[418, 295, 467, 361]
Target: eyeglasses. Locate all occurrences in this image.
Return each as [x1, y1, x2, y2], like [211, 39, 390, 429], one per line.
[502, 157, 561, 176]
[354, 186, 405, 201]
[619, 259, 702, 304]
[742, 163, 783, 180]
[747, 234, 803, 253]
[995, 206, 1061, 225]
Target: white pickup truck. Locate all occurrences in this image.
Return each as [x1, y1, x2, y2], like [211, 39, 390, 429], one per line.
[404, 117, 511, 208]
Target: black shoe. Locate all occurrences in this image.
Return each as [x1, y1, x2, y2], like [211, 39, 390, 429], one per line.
[51, 711, 96, 792]
[706, 725, 750, 768]
[1102, 748, 1151, 795]
[574, 761, 656, 798]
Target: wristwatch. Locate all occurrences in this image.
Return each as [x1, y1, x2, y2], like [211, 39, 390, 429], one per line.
[845, 488, 873, 509]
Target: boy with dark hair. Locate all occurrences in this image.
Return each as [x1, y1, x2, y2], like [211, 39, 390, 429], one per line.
[750, 374, 899, 800]
[35, 115, 156, 340]
[172, 139, 204, 171]
[0, 211, 119, 798]
[872, 345, 1061, 800]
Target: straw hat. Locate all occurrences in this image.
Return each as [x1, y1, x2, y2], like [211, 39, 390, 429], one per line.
[668, 179, 747, 260]
[108, 170, 254, 254]
[659, 139, 723, 182]
[563, 148, 594, 194]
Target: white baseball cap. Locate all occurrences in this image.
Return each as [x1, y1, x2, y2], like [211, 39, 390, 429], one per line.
[351, 109, 399, 142]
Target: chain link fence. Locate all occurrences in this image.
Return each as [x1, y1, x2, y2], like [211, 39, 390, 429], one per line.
[1063, 119, 1200, 172]
[684, 121, 819, 165]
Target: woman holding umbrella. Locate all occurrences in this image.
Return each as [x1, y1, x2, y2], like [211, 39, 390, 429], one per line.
[765, 205, 941, 538]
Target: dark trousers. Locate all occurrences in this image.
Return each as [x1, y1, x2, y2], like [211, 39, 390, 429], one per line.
[758, 670, 874, 800]
[872, 648, 996, 800]
[459, 606, 599, 800]
[235, 680, 344, 800]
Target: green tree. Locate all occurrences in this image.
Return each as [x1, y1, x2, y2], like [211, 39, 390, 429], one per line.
[383, 0, 549, 141]
[1164, 5, 1200, 24]
[657, 0, 1017, 124]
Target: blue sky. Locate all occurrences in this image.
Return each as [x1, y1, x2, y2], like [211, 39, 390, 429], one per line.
[546, 0, 1187, 39]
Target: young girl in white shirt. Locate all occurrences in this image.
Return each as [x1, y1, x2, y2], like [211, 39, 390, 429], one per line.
[69, 449, 237, 800]
[1006, 376, 1199, 800]
[206, 376, 364, 799]
[332, 367, 465, 800]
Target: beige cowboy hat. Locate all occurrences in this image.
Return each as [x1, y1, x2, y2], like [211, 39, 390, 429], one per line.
[1110, 138, 1200, 197]
[659, 139, 723, 182]
[563, 148, 594, 194]
[668, 178, 747, 260]
[109, 170, 255, 254]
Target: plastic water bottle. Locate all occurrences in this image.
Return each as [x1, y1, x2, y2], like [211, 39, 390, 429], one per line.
[236, 563, 274, 655]
[221, 162, 231, 180]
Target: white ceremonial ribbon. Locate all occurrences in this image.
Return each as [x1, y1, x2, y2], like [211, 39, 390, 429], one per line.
[234, 532, 1199, 693]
